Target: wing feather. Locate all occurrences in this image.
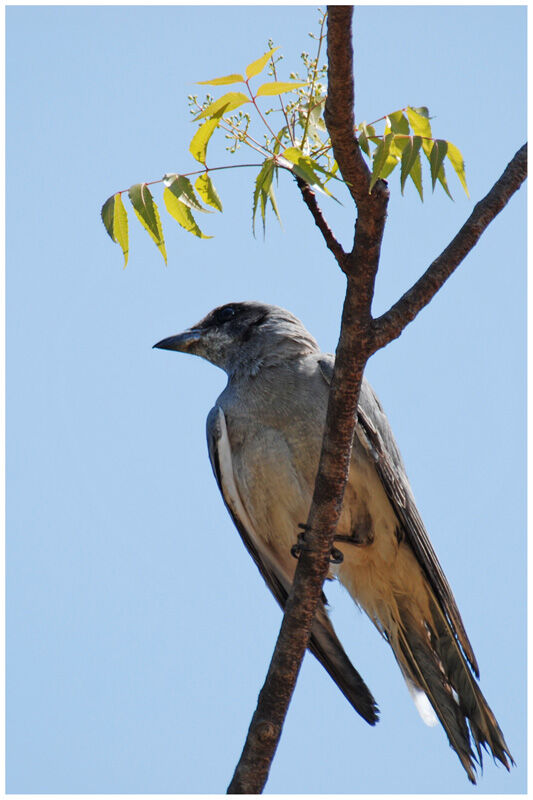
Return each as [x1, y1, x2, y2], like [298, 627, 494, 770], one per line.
[206, 403, 378, 724]
[317, 356, 479, 676]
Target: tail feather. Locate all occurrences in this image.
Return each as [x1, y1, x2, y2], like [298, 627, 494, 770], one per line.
[428, 597, 513, 770]
[393, 599, 513, 783]
[309, 603, 380, 726]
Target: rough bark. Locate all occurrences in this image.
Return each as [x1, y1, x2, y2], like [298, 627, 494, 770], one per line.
[228, 7, 388, 793]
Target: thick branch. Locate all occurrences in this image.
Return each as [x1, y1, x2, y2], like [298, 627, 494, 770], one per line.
[324, 5, 370, 207]
[295, 176, 346, 265]
[325, 5, 389, 292]
[228, 8, 387, 793]
[372, 143, 527, 350]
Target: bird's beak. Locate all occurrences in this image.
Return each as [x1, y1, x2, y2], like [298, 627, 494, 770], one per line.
[153, 329, 203, 353]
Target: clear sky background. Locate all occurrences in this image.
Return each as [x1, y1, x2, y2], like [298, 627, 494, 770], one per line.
[6, 4, 526, 795]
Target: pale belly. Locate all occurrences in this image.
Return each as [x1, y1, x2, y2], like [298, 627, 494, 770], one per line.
[228, 415, 411, 622]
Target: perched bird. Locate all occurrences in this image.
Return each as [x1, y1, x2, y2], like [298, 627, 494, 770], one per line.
[154, 301, 512, 783]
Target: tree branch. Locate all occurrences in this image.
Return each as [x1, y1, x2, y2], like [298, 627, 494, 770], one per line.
[295, 176, 346, 265]
[372, 143, 527, 350]
[323, 5, 370, 206]
[228, 7, 388, 793]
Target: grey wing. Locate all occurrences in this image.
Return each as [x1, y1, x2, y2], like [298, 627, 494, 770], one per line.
[318, 356, 479, 675]
[206, 403, 379, 724]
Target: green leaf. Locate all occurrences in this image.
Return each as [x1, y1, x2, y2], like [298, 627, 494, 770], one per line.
[400, 136, 422, 195]
[429, 139, 448, 191]
[358, 128, 370, 156]
[246, 46, 279, 79]
[113, 194, 129, 267]
[255, 81, 307, 96]
[101, 193, 129, 267]
[189, 107, 226, 164]
[128, 183, 166, 264]
[446, 141, 469, 196]
[308, 98, 326, 129]
[195, 173, 223, 212]
[194, 92, 250, 121]
[307, 158, 341, 184]
[267, 183, 281, 225]
[389, 134, 408, 160]
[380, 154, 399, 180]
[273, 127, 288, 155]
[282, 151, 319, 188]
[406, 106, 432, 140]
[436, 167, 453, 200]
[164, 174, 210, 213]
[101, 195, 115, 240]
[388, 110, 410, 135]
[164, 187, 212, 239]
[409, 151, 424, 200]
[369, 134, 393, 192]
[281, 147, 336, 197]
[197, 73, 245, 86]
[252, 159, 275, 235]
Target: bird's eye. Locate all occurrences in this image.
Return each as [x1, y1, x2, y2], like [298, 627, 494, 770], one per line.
[215, 306, 236, 324]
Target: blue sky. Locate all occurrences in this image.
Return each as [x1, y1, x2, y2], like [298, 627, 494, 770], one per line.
[6, 4, 526, 794]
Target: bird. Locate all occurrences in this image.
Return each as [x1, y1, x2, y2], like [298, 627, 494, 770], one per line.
[154, 300, 513, 783]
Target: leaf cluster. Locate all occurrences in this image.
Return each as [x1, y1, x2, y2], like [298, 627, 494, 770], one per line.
[359, 107, 468, 199]
[101, 8, 469, 266]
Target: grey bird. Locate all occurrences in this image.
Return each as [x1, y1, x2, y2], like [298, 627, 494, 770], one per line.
[154, 301, 512, 783]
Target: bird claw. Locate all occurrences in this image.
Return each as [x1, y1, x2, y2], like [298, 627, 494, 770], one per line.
[291, 524, 310, 559]
[291, 524, 344, 564]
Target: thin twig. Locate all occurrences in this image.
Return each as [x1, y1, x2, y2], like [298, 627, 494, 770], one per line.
[301, 11, 327, 151]
[295, 176, 345, 264]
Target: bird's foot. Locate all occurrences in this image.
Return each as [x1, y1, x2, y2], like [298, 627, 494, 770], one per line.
[291, 523, 344, 564]
[329, 546, 344, 564]
[291, 523, 310, 559]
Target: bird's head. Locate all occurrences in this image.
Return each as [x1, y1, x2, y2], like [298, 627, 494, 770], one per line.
[153, 301, 319, 376]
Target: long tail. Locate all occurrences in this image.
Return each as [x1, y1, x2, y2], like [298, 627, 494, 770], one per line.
[309, 602, 380, 726]
[391, 594, 513, 783]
